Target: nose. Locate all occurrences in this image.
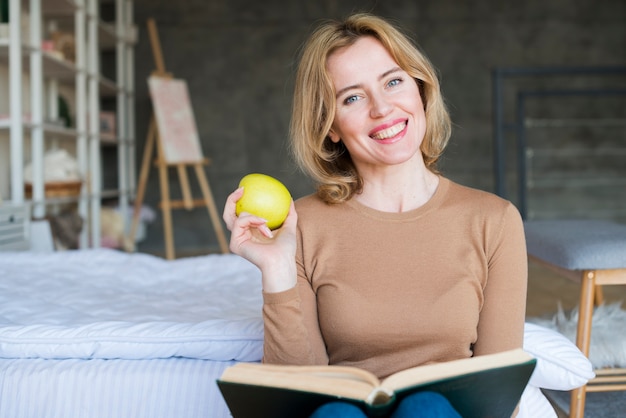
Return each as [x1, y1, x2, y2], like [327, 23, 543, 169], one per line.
[369, 93, 392, 118]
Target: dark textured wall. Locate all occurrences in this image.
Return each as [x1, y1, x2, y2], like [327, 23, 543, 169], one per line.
[130, 0, 626, 255]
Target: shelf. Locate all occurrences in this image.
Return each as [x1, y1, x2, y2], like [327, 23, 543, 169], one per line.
[51, 17, 135, 50]
[37, 0, 80, 16]
[0, 119, 126, 146]
[0, 43, 80, 84]
[0, 44, 129, 94]
[100, 189, 121, 199]
[0, 0, 137, 248]
[99, 74, 119, 96]
[99, 134, 117, 145]
[40, 123, 80, 138]
[44, 0, 137, 51]
[99, 21, 117, 49]
[42, 50, 80, 81]
[27, 194, 84, 206]
[0, 118, 78, 137]
[2, 0, 136, 249]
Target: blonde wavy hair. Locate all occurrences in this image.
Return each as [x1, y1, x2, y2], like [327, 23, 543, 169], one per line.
[290, 13, 451, 204]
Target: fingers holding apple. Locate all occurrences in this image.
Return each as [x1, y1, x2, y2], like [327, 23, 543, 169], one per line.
[223, 187, 245, 231]
[225, 174, 298, 288]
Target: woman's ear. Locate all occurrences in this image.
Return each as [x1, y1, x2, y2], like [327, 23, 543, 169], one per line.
[328, 129, 341, 143]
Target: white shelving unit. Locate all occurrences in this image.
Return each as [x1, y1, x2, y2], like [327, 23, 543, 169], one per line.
[0, 0, 135, 248]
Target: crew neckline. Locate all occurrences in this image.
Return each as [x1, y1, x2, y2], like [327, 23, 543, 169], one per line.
[345, 176, 449, 222]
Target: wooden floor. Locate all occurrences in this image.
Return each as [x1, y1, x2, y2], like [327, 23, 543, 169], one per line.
[526, 259, 626, 319]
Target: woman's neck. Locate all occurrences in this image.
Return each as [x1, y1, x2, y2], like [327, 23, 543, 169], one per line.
[354, 168, 439, 213]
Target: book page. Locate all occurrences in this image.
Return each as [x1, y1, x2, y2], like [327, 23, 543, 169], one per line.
[381, 348, 532, 392]
[220, 363, 383, 402]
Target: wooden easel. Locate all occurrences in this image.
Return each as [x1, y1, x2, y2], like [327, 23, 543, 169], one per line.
[128, 18, 229, 259]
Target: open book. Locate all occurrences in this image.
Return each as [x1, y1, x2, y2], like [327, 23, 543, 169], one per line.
[217, 348, 537, 418]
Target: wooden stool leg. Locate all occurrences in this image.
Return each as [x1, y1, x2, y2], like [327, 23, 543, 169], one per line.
[570, 270, 596, 418]
[594, 285, 604, 306]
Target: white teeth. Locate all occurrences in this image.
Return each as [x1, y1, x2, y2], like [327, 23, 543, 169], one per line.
[371, 122, 406, 140]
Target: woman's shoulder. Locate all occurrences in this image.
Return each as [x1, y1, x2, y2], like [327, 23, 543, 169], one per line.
[294, 193, 326, 212]
[442, 177, 521, 220]
[444, 177, 512, 207]
[294, 192, 324, 207]
[294, 193, 351, 226]
[442, 178, 524, 243]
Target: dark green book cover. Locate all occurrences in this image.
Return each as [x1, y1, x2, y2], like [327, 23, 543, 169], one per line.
[217, 351, 536, 418]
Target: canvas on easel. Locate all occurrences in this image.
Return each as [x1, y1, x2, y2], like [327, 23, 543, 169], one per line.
[127, 18, 228, 259]
[147, 76, 203, 164]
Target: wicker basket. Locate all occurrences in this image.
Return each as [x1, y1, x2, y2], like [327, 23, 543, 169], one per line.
[24, 181, 82, 199]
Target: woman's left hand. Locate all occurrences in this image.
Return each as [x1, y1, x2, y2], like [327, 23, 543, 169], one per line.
[222, 187, 298, 292]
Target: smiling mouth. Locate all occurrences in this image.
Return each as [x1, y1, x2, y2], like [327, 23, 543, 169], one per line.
[370, 121, 407, 141]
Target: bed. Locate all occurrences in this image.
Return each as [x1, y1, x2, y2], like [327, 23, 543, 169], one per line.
[0, 248, 594, 418]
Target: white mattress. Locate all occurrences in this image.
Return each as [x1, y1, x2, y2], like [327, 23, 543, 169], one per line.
[0, 249, 264, 361]
[0, 249, 265, 418]
[0, 357, 236, 418]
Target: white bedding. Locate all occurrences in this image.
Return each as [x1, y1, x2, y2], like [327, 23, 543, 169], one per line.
[0, 249, 263, 418]
[0, 249, 263, 361]
[0, 249, 594, 418]
[0, 357, 235, 418]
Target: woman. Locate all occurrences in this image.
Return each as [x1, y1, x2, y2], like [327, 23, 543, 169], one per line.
[223, 13, 527, 417]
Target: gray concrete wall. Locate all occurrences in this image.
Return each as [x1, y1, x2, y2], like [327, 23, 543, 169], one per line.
[128, 0, 626, 255]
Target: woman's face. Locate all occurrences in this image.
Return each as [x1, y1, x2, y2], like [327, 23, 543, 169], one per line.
[326, 36, 426, 173]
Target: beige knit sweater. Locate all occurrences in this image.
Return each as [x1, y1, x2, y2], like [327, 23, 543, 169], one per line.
[262, 176, 527, 380]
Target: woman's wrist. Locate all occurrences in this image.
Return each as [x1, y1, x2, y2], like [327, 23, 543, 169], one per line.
[261, 258, 297, 293]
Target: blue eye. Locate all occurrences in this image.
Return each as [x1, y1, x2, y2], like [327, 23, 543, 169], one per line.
[344, 95, 359, 105]
[387, 78, 402, 88]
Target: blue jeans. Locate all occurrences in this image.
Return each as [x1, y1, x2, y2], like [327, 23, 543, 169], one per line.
[309, 391, 462, 418]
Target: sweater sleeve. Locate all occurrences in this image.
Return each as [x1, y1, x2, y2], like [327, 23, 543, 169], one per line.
[473, 202, 528, 356]
[261, 243, 329, 366]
